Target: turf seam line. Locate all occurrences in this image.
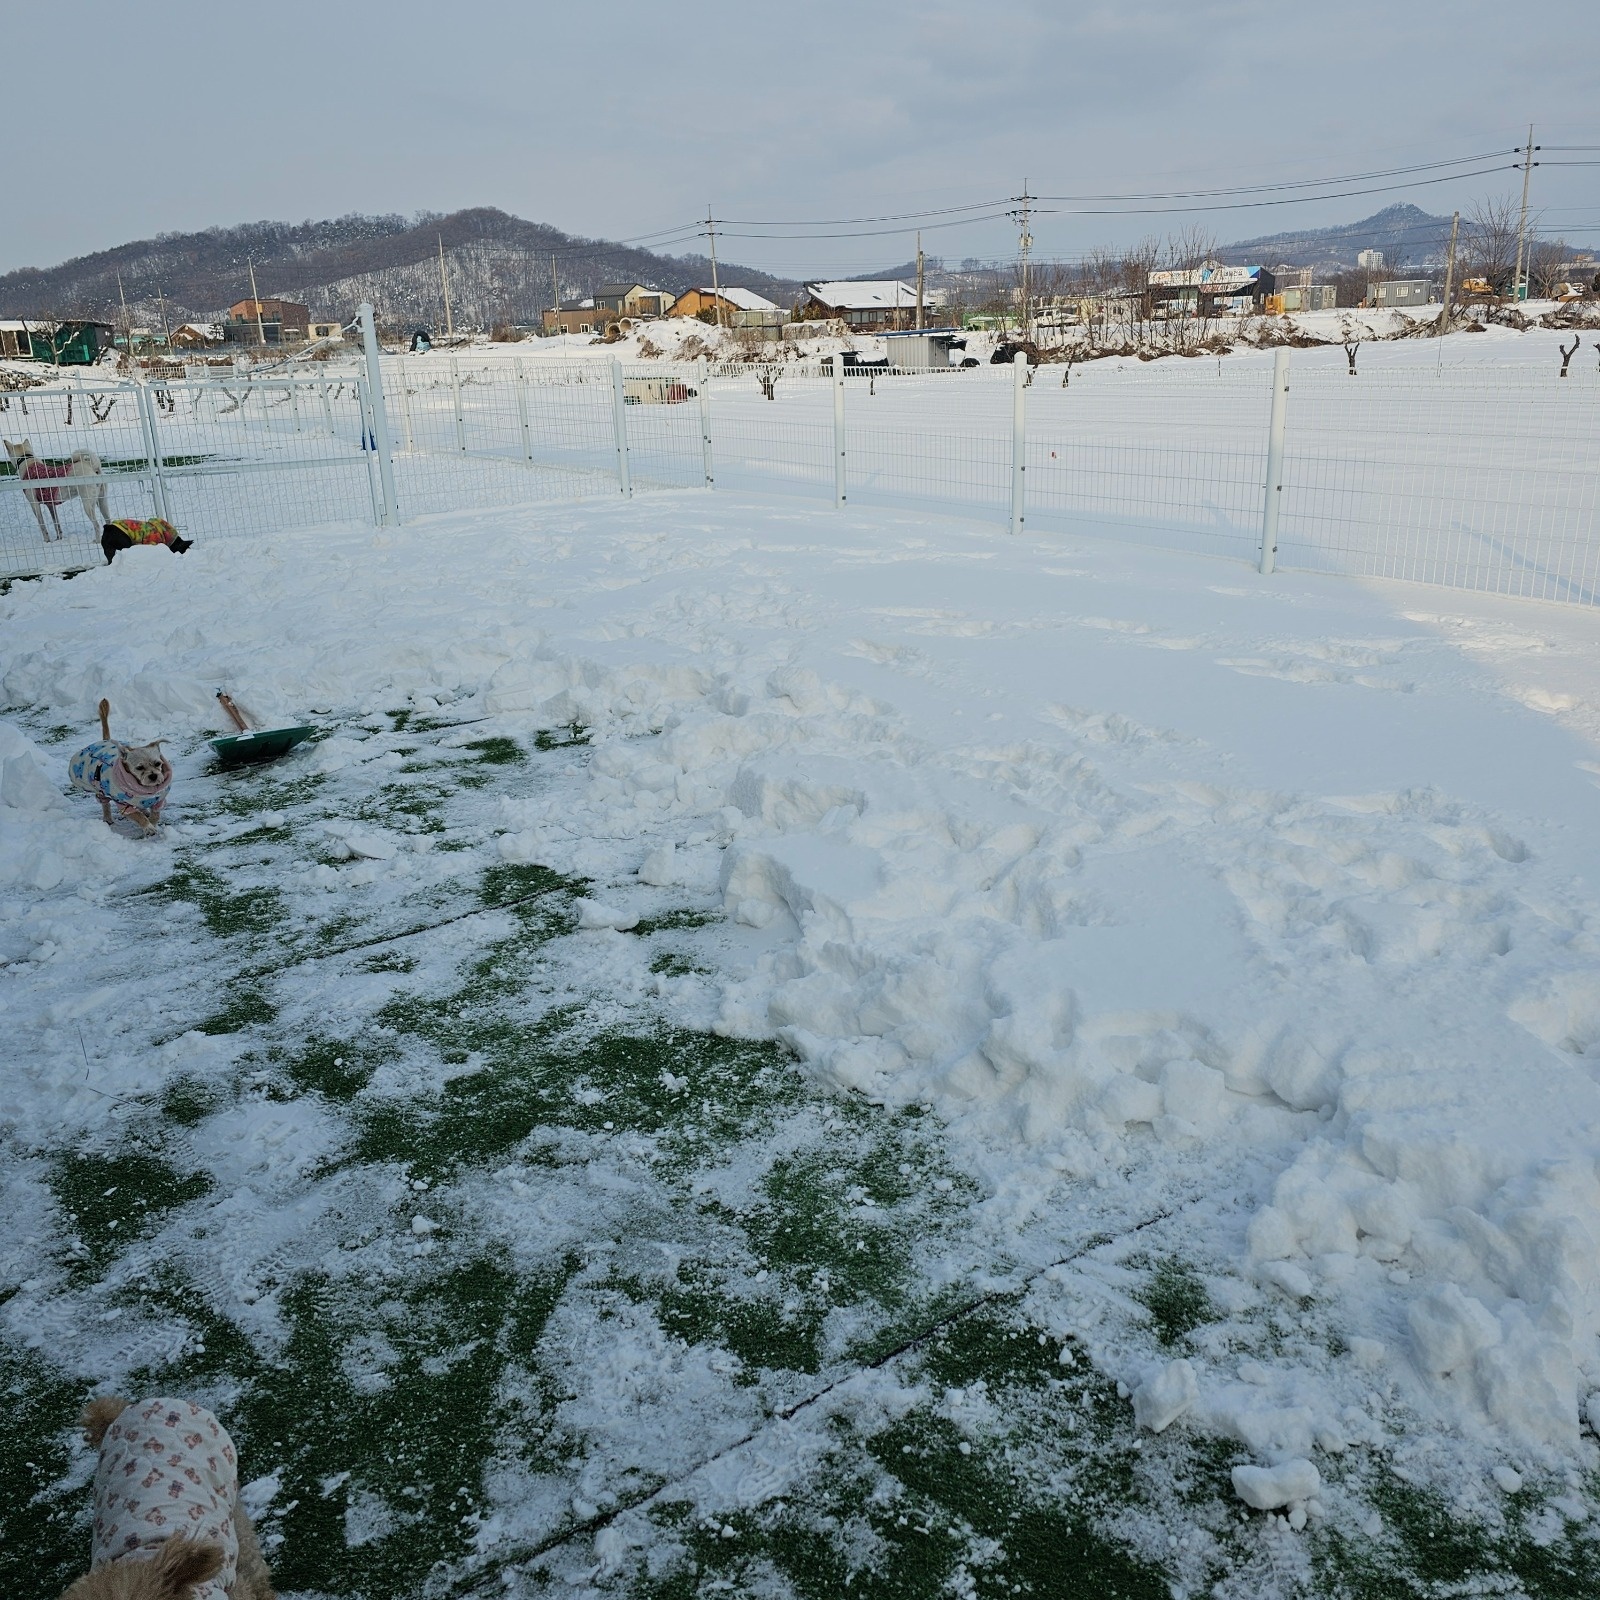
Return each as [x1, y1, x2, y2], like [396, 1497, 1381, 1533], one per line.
[466, 1195, 1187, 1587]
[146, 884, 574, 1047]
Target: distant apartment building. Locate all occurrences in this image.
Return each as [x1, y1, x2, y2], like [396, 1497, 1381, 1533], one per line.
[1357, 249, 1384, 270]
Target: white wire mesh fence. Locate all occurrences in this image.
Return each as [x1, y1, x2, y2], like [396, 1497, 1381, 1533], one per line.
[1, 374, 377, 577]
[4, 345, 1597, 609]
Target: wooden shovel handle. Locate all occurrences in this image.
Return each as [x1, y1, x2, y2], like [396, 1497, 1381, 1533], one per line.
[216, 691, 250, 733]
[98, 698, 110, 740]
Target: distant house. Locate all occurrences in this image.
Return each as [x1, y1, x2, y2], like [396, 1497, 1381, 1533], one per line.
[225, 297, 310, 344]
[593, 284, 673, 319]
[542, 303, 605, 336]
[669, 286, 782, 331]
[1148, 263, 1275, 315]
[170, 323, 223, 348]
[798, 280, 920, 331]
[307, 317, 343, 341]
[0, 320, 36, 359]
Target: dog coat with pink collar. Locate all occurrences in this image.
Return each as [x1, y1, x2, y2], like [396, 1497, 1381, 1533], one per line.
[91, 1398, 240, 1598]
[69, 740, 171, 823]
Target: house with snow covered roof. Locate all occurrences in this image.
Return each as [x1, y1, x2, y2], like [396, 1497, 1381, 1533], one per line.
[799, 280, 919, 330]
[594, 284, 674, 318]
[0, 320, 38, 359]
[669, 286, 783, 331]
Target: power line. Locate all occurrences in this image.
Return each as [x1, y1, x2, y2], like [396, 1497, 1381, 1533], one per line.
[1030, 149, 1518, 204]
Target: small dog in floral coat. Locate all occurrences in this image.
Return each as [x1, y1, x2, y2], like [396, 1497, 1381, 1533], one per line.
[58, 1396, 276, 1600]
[69, 699, 171, 834]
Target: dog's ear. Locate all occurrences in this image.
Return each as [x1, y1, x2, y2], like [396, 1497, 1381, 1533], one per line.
[80, 1395, 130, 1449]
[151, 1536, 225, 1595]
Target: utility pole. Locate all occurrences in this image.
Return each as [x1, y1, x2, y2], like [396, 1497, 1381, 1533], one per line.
[1011, 182, 1033, 338]
[551, 254, 560, 332]
[117, 273, 133, 362]
[247, 258, 267, 347]
[1436, 210, 1460, 336]
[1513, 124, 1537, 301]
[438, 235, 454, 337]
[706, 206, 724, 330]
[915, 231, 925, 331]
[157, 286, 172, 351]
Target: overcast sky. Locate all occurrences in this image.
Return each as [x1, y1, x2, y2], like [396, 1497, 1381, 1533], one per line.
[7, 0, 1596, 278]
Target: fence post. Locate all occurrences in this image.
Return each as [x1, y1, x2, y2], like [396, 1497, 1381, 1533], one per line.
[832, 353, 846, 508]
[1259, 347, 1290, 575]
[514, 358, 534, 465]
[697, 356, 714, 488]
[357, 301, 400, 526]
[320, 380, 335, 438]
[450, 357, 466, 453]
[1010, 350, 1027, 534]
[288, 379, 302, 433]
[611, 359, 632, 497]
[133, 383, 170, 522]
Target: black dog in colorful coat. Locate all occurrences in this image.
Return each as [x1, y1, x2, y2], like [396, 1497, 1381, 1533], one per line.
[102, 518, 194, 565]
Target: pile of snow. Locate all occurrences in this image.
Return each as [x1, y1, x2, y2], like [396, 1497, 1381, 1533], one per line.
[7, 478, 1600, 1493]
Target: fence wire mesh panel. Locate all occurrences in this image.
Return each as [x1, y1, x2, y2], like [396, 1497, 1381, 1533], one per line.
[381, 357, 700, 518]
[7, 348, 1596, 609]
[702, 364, 836, 502]
[1, 375, 379, 579]
[844, 367, 1014, 518]
[147, 377, 378, 544]
[1025, 361, 1271, 560]
[1275, 362, 1600, 603]
[1, 381, 158, 577]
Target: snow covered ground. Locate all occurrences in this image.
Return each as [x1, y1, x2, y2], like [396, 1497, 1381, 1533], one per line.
[6, 486, 1600, 1596]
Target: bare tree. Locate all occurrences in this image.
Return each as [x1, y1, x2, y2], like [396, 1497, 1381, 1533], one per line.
[1463, 196, 1520, 294]
[1528, 235, 1570, 298]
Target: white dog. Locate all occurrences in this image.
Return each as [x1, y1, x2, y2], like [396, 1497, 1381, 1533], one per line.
[5, 437, 111, 541]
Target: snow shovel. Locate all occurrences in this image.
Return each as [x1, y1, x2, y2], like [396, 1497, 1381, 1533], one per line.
[210, 690, 315, 767]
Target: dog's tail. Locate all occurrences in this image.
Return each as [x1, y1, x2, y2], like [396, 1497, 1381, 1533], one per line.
[81, 1394, 130, 1449]
[98, 698, 110, 741]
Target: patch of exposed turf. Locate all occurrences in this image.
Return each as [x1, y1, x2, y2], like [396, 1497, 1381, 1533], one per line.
[631, 907, 720, 936]
[197, 984, 277, 1035]
[281, 1034, 398, 1102]
[648, 950, 705, 977]
[147, 858, 288, 940]
[534, 723, 589, 750]
[0, 1345, 86, 1598]
[1134, 1255, 1215, 1348]
[1311, 1472, 1600, 1600]
[50, 1150, 213, 1269]
[224, 1252, 579, 1598]
[613, 1402, 1171, 1599]
[463, 736, 525, 765]
[160, 1072, 228, 1126]
[610, 1263, 829, 1377]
